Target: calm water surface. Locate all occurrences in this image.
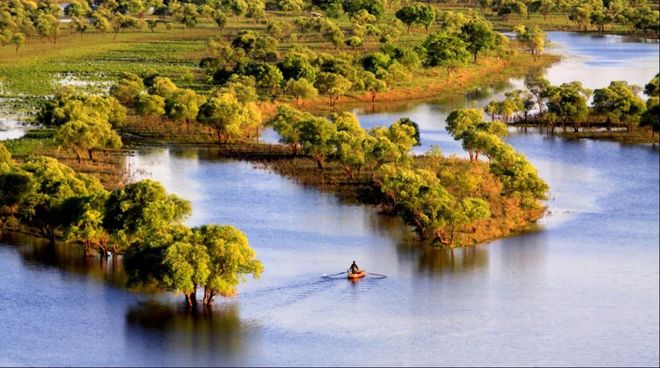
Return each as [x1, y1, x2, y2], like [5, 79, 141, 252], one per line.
[1, 32, 658, 366]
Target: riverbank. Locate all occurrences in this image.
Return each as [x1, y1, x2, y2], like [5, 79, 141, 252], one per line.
[558, 127, 659, 144]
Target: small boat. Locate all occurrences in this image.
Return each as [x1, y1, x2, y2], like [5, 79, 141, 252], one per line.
[347, 271, 366, 280]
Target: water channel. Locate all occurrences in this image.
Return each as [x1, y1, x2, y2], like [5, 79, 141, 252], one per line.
[1, 32, 658, 366]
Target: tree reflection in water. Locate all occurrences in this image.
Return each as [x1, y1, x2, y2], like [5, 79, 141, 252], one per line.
[0, 231, 127, 287]
[125, 300, 251, 364]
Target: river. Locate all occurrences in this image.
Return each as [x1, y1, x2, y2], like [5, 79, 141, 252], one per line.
[1, 32, 658, 366]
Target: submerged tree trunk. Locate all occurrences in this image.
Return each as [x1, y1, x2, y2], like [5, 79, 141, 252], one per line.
[316, 156, 325, 170]
[204, 288, 216, 307]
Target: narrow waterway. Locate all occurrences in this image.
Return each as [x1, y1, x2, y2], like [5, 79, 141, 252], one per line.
[1, 32, 658, 366]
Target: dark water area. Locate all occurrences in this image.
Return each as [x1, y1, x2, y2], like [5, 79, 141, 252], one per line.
[1, 32, 658, 366]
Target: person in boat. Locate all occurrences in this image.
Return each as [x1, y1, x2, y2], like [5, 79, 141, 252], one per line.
[349, 261, 360, 274]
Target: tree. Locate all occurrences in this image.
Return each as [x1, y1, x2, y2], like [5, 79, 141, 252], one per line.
[421, 31, 470, 70]
[162, 237, 210, 306]
[529, 0, 555, 20]
[10, 32, 24, 53]
[644, 73, 659, 97]
[60, 192, 110, 256]
[270, 105, 308, 154]
[513, 24, 545, 61]
[344, 35, 363, 49]
[55, 119, 122, 162]
[299, 115, 337, 169]
[103, 179, 192, 251]
[590, 7, 612, 34]
[0, 172, 31, 228]
[197, 91, 261, 143]
[148, 76, 178, 98]
[19, 156, 104, 242]
[459, 18, 498, 63]
[196, 224, 263, 306]
[592, 81, 646, 131]
[165, 89, 206, 125]
[174, 3, 199, 28]
[110, 72, 145, 107]
[546, 81, 591, 132]
[285, 78, 318, 106]
[396, 117, 421, 146]
[278, 54, 317, 83]
[569, 4, 592, 31]
[36, 13, 59, 44]
[640, 97, 660, 138]
[395, 3, 436, 33]
[446, 108, 508, 162]
[331, 112, 366, 179]
[525, 75, 550, 114]
[314, 72, 352, 106]
[135, 94, 166, 117]
[212, 10, 227, 29]
[361, 71, 387, 103]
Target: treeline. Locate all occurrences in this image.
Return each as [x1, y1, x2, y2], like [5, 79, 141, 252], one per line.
[203, 10, 526, 105]
[0, 144, 262, 307]
[479, 0, 659, 36]
[483, 73, 660, 135]
[34, 72, 264, 158]
[269, 105, 548, 245]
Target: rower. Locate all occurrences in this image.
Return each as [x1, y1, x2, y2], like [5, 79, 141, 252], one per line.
[349, 260, 360, 274]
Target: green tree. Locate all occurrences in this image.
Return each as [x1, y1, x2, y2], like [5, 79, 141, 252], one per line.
[278, 54, 317, 83]
[36, 13, 60, 44]
[212, 9, 227, 29]
[331, 112, 366, 179]
[55, 119, 122, 162]
[529, 0, 555, 20]
[395, 3, 435, 33]
[446, 108, 508, 162]
[299, 115, 337, 169]
[110, 72, 145, 107]
[361, 71, 387, 103]
[644, 73, 659, 97]
[420, 31, 470, 70]
[103, 179, 192, 250]
[162, 237, 210, 306]
[135, 94, 166, 117]
[165, 89, 206, 125]
[525, 75, 550, 114]
[315, 72, 352, 106]
[546, 81, 591, 132]
[0, 172, 31, 229]
[19, 156, 104, 241]
[513, 24, 546, 61]
[396, 117, 421, 146]
[640, 97, 660, 138]
[459, 18, 498, 63]
[196, 224, 263, 306]
[270, 104, 309, 154]
[592, 80, 646, 131]
[285, 78, 318, 106]
[60, 192, 111, 256]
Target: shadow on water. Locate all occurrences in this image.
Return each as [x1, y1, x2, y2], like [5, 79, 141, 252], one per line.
[124, 300, 252, 364]
[0, 231, 128, 287]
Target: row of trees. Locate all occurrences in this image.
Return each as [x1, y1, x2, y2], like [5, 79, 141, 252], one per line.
[203, 11, 512, 107]
[484, 74, 659, 134]
[35, 72, 265, 157]
[0, 144, 262, 307]
[481, 0, 658, 36]
[269, 104, 547, 245]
